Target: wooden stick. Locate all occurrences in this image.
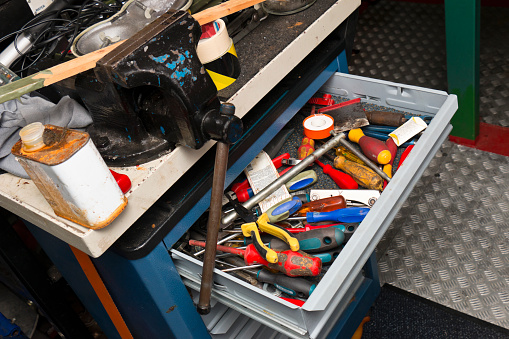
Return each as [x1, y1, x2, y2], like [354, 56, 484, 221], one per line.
[193, 0, 265, 25]
[0, 0, 266, 104]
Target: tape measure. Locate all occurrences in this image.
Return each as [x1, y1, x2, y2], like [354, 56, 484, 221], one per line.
[303, 114, 334, 139]
[196, 19, 240, 91]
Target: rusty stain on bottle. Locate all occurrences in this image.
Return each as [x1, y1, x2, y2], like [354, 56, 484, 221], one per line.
[12, 124, 127, 230]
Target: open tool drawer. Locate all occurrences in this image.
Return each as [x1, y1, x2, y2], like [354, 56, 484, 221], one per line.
[171, 72, 458, 338]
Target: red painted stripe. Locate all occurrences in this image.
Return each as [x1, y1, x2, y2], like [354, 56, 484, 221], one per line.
[388, 0, 509, 6]
[449, 123, 509, 157]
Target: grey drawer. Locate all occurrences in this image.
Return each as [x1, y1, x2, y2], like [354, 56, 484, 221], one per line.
[172, 72, 458, 338]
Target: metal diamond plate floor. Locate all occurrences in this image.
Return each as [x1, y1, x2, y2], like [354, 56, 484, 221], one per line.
[377, 140, 509, 327]
[349, 0, 509, 328]
[349, 0, 509, 127]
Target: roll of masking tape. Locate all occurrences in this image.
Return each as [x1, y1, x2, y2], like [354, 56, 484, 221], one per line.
[196, 19, 240, 91]
[303, 114, 334, 139]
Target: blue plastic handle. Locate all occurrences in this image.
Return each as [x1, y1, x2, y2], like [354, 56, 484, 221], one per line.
[272, 197, 302, 217]
[306, 207, 370, 223]
[288, 178, 315, 191]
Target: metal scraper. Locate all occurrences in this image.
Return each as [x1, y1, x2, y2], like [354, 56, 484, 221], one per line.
[317, 98, 369, 132]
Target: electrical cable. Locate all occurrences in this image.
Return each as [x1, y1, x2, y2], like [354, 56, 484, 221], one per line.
[2, 0, 123, 76]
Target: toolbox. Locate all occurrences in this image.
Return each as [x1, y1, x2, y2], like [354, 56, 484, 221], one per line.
[171, 72, 458, 338]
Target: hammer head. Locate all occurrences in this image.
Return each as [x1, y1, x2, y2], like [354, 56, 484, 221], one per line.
[75, 10, 241, 166]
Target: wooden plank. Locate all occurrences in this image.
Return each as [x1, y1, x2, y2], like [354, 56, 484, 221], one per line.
[193, 0, 265, 24]
[0, 0, 266, 104]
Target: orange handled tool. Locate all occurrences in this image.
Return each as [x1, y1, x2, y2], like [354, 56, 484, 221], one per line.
[294, 196, 347, 216]
[314, 160, 358, 189]
[333, 155, 383, 191]
[298, 137, 315, 160]
[348, 128, 392, 165]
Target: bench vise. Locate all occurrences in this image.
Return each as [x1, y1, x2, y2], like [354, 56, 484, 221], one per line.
[75, 10, 242, 166]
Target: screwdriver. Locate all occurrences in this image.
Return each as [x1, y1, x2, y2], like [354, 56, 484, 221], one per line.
[266, 227, 345, 253]
[333, 155, 383, 191]
[287, 207, 369, 223]
[243, 269, 316, 298]
[335, 145, 368, 166]
[298, 137, 315, 159]
[237, 227, 346, 253]
[294, 196, 347, 216]
[348, 128, 392, 165]
[383, 137, 398, 188]
[267, 197, 302, 222]
[361, 129, 415, 148]
[314, 160, 358, 189]
[314, 247, 343, 266]
[285, 170, 317, 192]
[397, 145, 414, 170]
[189, 240, 322, 277]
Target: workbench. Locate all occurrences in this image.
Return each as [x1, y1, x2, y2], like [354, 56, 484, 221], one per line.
[0, 0, 458, 337]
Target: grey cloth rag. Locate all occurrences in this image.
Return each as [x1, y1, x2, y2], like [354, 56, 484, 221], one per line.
[0, 95, 93, 178]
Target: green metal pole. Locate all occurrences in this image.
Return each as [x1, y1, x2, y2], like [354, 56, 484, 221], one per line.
[445, 0, 480, 140]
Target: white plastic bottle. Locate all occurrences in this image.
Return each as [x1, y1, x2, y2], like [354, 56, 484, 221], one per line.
[11, 122, 127, 229]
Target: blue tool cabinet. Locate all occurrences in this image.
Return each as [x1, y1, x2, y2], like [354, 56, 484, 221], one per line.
[18, 1, 458, 338]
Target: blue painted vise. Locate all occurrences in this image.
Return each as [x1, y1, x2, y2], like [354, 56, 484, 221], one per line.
[74, 10, 242, 166]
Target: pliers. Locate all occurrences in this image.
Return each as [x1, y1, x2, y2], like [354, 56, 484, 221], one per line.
[226, 196, 299, 263]
[241, 213, 300, 263]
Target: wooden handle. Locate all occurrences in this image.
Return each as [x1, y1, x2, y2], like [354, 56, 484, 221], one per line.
[0, 0, 266, 104]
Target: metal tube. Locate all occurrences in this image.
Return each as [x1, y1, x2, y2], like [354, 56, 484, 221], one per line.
[222, 132, 346, 226]
[197, 142, 230, 315]
[337, 137, 392, 182]
[221, 264, 263, 272]
[194, 233, 240, 256]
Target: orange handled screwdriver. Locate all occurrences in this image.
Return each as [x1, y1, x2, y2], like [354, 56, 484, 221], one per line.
[348, 128, 392, 165]
[298, 137, 315, 160]
[333, 155, 383, 191]
[294, 196, 347, 216]
[189, 240, 322, 277]
[315, 160, 358, 189]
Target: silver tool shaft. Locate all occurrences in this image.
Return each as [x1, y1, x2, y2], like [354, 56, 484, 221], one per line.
[194, 233, 240, 256]
[222, 132, 347, 226]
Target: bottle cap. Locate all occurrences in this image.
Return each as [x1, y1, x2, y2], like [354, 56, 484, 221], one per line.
[20, 122, 45, 152]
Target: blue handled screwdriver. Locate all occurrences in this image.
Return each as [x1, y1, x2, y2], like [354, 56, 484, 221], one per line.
[286, 207, 370, 223]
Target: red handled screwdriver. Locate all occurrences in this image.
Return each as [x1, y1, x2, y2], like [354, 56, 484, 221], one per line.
[397, 145, 414, 170]
[314, 160, 358, 189]
[383, 137, 398, 188]
[348, 128, 392, 165]
[189, 240, 322, 277]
